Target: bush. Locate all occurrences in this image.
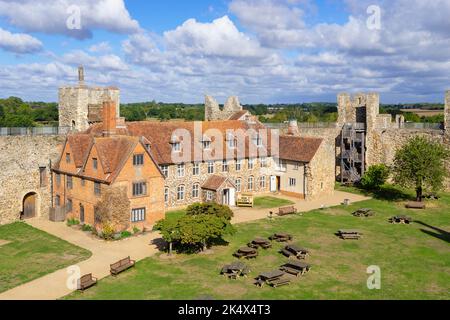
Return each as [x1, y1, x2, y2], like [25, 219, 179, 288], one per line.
[81, 224, 93, 232]
[101, 224, 115, 240]
[361, 164, 390, 190]
[133, 226, 141, 234]
[66, 218, 80, 227]
[121, 231, 132, 239]
[186, 203, 234, 220]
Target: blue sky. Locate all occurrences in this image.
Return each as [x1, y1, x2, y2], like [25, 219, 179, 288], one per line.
[0, 0, 449, 104]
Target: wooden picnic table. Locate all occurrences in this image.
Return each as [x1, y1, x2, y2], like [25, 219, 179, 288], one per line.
[390, 215, 413, 224]
[353, 208, 374, 217]
[253, 238, 270, 244]
[338, 229, 362, 240]
[269, 233, 293, 242]
[280, 260, 311, 276]
[238, 247, 257, 254]
[258, 270, 285, 281]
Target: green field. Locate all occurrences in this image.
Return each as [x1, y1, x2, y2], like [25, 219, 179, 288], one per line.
[67, 189, 449, 300]
[0, 222, 91, 293]
[253, 196, 295, 209]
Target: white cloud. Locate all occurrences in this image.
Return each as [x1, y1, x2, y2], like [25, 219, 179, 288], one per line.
[89, 41, 112, 53]
[164, 16, 268, 59]
[0, 27, 43, 53]
[0, 0, 139, 39]
[61, 50, 129, 71]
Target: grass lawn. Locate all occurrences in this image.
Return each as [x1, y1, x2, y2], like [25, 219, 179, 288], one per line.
[0, 222, 91, 293]
[67, 188, 449, 300]
[253, 196, 295, 209]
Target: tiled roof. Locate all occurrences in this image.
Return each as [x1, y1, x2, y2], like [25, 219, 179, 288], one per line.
[202, 175, 230, 191]
[278, 135, 323, 163]
[66, 134, 93, 168]
[228, 110, 249, 120]
[87, 120, 274, 165]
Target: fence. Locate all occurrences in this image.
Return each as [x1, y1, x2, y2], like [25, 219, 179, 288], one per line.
[0, 127, 72, 136]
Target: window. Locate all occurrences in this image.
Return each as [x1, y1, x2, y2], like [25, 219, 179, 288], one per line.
[235, 179, 241, 192]
[206, 191, 213, 201]
[294, 162, 300, 170]
[172, 142, 181, 152]
[94, 182, 101, 195]
[260, 157, 267, 168]
[253, 134, 263, 147]
[133, 154, 144, 166]
[132, 182, 147, 197]
[66, 153, 70, 163]
[222, 160, 229, 172]
[202, 140, 211, 150]
[67, 176, 73, 189]
[131, 208, 146, 222]
[55, 195, 60, 207]
[81, 178, 85, 187]
[160, 165, 169, 178]
[248, 158, 255, 170]
[207, 161, 214, 174]
[94, 208, 102, 224]
[177, 185, 185, 201]
[248, 176, 254, 191]
[260, 176, 266, 189]
[192, 184, 200, 198]
[227, 138, 237, 149]
[193, 163, 200, 176]
[56, 173, 61, 186]
[289, 178, 297, 187]
[236, 159, 242, 171]
[67, 199, 73, 212]
[177, 164, 185, 177]
[164, 188, 169, 204]
[93, 158, 98, 170]
[145, 144, 150, 150]
[39, 167, 47, 187]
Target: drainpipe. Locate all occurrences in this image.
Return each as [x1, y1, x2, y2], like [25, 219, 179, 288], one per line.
[50, 159, 53, 208]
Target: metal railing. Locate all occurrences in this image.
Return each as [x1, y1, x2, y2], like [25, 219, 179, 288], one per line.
[0, 126, 72, 136]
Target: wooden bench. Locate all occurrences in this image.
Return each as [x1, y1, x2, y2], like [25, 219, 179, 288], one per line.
[236, 193, 254, 207]
[338, 230, 362, 240]
[110, 256, 135, 276]
[280, 266, 302, 277]
[78, 273, 97, 291]
[406, 202, 426, 209]
[268, 278, 291, 288]
[277, 206, 298, 216]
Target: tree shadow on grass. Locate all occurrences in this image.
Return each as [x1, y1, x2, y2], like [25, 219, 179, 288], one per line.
[350, 184, 414, 202]
[415, 221, 450, 244]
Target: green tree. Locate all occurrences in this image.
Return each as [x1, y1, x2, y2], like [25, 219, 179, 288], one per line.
[154, 218, 180, 255]
[186, 203, 234, 220]
[392, 136, 449, 201]
[361, 164, 390, 190]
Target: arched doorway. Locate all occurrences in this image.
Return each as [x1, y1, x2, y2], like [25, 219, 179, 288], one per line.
[22, 192, 37, 220]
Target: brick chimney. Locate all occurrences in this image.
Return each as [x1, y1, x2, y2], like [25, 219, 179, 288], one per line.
[102, 100, 117, 136]
[287, 119, 300, 136]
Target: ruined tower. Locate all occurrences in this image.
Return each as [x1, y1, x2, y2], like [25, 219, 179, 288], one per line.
[205, 95, 243, 121]
[58, 66, 120, 131]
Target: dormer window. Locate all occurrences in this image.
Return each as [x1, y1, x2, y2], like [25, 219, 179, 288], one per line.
[253, 133, 263, 147]
[170, 135, 181, 152]
[93, 158, 98, 170]
[201, 135, 212, 150]
[66, 153, 71, 163]
[226, 133, 237, 149]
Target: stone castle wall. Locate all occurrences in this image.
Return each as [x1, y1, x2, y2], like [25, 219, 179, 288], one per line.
[0, 135, 65, 225]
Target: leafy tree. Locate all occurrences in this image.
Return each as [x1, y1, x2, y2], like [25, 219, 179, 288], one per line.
[361, 164, 390, 190]
[186, 203, 234, 221]
[392, 136, 450, 201]
[154, 218, 180, 255]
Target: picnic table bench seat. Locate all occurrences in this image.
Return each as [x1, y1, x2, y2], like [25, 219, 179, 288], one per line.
[110, 256, 135, 276]
[280, 248, 294, 258]
[406, 202, 426, 209]
[268, 277, 291, 288]
[279, 266, 302, 277]
[277, 206, 298, 216]
[78, 273, 97, 291]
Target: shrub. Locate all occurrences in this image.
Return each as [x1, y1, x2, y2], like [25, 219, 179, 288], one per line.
[121, 231, 132, 239]
[66, 218, 80, 227]
[101, 224, 115, 240]
[81, 224, 93, 232]
[133, 226, 141, 234]
[186, 203, 234, 220]
[361, 164, 390, 190]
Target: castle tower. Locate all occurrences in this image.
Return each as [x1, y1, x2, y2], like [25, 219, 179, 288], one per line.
[205, 95, 243, 121]
[58, 67, 120, 132]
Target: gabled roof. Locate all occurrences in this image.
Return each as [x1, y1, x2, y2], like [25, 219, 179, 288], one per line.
[66, 134, 94, 168]
[202, 175, 236, 191]
[278, 135, 323, 163]
[228, 110, 250, 120]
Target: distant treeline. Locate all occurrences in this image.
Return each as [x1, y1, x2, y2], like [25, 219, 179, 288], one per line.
[0, 97, 444, 128]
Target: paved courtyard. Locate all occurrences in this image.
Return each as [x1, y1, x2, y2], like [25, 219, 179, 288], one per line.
[0, 190, 369, 300]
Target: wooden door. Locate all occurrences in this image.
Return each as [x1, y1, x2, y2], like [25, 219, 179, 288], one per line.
[22, 193, 36, 219]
